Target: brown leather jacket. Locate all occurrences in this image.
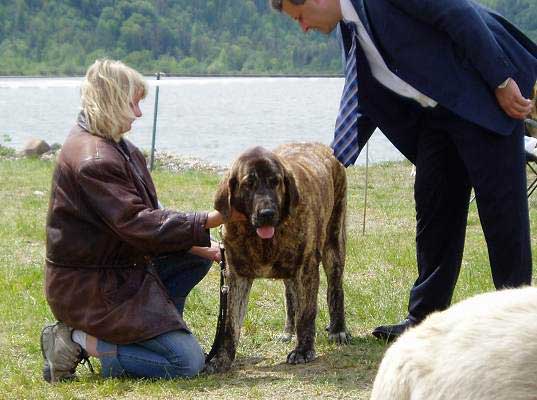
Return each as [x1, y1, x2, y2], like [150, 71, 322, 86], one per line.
[45, 123, 211, 344]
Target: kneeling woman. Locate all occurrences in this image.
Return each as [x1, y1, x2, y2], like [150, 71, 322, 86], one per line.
[41, 59, 243, 382]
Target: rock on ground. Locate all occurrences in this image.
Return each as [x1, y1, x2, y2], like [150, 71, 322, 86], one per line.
[23, 138, 50, 157]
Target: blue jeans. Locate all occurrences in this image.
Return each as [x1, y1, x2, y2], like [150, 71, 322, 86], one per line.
[100, 252, 212, 378]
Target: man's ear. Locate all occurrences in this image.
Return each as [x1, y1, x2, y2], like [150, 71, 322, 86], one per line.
[214, 171, 237, 220]
[282, 167, 299, 220]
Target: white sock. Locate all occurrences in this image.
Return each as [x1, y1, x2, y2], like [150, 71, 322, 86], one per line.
[72, 329, 87, 350]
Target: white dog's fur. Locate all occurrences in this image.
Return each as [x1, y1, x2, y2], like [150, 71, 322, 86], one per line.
[371, 287, 537, 400]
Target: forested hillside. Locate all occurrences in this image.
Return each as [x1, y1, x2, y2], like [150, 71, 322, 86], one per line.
[0, 0, 535, 76]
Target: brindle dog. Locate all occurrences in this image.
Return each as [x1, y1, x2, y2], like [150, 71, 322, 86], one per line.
[207, 142, 350, 372]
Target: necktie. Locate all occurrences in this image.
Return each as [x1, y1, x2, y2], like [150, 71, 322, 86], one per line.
[332, 24, 360, 167]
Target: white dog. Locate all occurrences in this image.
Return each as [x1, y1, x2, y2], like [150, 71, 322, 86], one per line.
[371, 287, 537, 400]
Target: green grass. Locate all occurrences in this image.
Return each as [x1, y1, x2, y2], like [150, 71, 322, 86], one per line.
[0, 158, 535, 399]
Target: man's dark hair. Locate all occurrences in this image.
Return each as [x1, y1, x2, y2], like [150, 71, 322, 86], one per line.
[270, 0, 306, 12]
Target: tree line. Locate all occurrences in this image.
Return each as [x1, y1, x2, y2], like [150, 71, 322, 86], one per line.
[0, 0, 535, 76]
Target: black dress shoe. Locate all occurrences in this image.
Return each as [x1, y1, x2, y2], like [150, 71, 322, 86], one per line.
[372, 318, 418, 342]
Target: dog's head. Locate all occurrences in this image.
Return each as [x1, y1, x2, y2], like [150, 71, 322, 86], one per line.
[215, 146, 299, 239]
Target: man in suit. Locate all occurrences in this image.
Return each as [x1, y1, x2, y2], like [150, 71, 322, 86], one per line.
[271, 0, 537, 341]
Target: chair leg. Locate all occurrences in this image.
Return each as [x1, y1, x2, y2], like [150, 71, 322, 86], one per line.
[527, 161, 537, 198]
[528, 178, 537, 198]
[469, 191, 476, 204]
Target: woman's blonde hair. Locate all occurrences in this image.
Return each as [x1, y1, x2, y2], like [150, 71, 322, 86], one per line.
[80, 59, 148, 142]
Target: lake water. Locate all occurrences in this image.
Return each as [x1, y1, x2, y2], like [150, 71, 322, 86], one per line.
[0, 77, 403, 167]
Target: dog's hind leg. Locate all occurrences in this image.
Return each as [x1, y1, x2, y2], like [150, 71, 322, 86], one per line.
[205, 272, 253, 373]
[278, 279, 298, 342]
[322, 182, 350, 344]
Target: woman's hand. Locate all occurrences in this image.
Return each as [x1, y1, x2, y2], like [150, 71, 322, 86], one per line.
[229, 208, 248, 222]
[189, 241, 222, 262]
[206, 209, 247, 228]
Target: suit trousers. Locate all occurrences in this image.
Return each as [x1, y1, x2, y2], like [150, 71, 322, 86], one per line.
[408, 105, 532, 321]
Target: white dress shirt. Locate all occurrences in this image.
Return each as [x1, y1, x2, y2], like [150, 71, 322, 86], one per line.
[340, 0, 437, 108]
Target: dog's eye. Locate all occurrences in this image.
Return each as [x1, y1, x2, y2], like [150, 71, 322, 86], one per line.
[268, 176, 280, 187]
[245, 175, 256, 187]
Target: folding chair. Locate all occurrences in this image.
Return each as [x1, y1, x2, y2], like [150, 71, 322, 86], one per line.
[525, 119, 537, 199]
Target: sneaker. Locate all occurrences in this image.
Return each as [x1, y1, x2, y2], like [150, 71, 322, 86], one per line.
[40, 322, 89, 383]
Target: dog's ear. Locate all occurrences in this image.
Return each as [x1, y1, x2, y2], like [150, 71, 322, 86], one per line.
[214, 170, 237, 220]
[282, 168, 299, 220]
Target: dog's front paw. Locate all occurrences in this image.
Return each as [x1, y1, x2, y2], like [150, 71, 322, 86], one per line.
[328, 331, 351, 344]
[203, 356, 233, 374]
[286, 348, 316, 364]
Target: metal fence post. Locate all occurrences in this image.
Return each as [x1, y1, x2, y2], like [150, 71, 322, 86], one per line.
[149, 72, 163, 172]
[362, 141, 370, 235]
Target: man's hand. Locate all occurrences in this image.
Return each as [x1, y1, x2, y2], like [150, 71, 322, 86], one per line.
[495, 78, 533, 120]
[190, 241, 222, 262]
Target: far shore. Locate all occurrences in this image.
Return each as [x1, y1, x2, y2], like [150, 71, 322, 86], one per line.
[0, 73, 344, 79]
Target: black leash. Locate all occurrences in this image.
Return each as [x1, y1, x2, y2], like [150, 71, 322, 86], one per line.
[205, 244, 228, 362]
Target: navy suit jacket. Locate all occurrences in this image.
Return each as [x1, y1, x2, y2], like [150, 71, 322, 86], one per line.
[342, 0, 537, 163]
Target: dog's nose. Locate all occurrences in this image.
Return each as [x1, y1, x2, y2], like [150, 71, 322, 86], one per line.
[258, 208, 275, 221]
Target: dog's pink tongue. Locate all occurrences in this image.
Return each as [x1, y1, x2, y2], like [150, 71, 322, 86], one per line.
[256, 226, 275, 239]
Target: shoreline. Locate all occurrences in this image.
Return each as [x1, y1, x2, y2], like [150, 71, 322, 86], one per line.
[0, 144, 410, 174]
[0, 144, 227, 174]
